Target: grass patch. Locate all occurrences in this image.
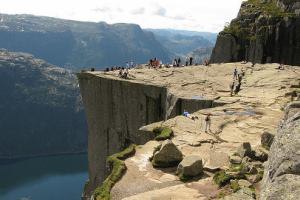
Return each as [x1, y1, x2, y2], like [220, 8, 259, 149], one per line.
[213, 170, 233, 187]
[94, 144, 136, 200]
[153, 127, 173, 141]
[230, 180, 240, 192]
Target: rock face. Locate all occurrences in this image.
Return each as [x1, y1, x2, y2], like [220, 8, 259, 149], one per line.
[210, 0, 300, 65]
[177, 155, 203, 179]
[261, 101, 300, 199]
[152, 140, 183, 168]
[0, 49, 87, 158]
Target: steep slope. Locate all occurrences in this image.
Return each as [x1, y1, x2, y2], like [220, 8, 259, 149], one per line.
[210, 0, 300, 65]
[0, 49, 87, 158]
[0, 14, 171, 68]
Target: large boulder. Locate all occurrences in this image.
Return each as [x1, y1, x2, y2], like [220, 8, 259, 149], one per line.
[177, 155, 203, 180]
[237, 142, 252, 158]
[261, 132, 274, 150]
[152, 140, 183, 168]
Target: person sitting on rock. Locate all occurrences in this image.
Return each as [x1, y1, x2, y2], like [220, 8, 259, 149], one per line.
[118, 69, 123, 77]
[183, 110, 198, 120]
[204, 113, 212, 133]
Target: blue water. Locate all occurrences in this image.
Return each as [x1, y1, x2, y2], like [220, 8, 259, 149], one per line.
[0, 154, 88, 200]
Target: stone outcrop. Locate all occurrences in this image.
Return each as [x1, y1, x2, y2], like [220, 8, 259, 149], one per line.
[152, 140, 183, 167]
[260, 101, 300, 199]
[210, 0, 300, 65]
[177, 155, 203, 179]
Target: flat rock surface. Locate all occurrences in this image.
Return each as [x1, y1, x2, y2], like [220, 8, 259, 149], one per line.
[107, 63, 300, 199]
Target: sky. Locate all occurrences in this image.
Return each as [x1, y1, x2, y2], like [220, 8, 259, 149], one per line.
[0, 0, 244, 33]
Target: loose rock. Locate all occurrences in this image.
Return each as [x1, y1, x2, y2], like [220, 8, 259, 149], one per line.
[152, 140, 183, 168]
[177, 155, 203, 180]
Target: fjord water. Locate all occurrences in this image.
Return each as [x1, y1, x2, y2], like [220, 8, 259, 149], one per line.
[0, 154, 88, 200]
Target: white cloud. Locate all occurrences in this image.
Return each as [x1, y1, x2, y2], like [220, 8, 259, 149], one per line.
[0, 0, 244, 32]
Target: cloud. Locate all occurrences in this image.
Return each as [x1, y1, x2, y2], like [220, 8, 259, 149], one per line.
[169, 15, 186, 20]
[92, 6, 111, 13]
[130, 7, 145, 15]
[153, 6, 166, 16]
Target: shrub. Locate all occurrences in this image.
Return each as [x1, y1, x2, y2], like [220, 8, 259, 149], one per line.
[213, 171, 233, 187]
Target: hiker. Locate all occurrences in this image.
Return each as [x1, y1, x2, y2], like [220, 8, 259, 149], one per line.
[233, 68, 238, 80]
[230, 81, 235, 96]
[130, 61, 134, 68]
[189, 56, 193, 66]
[126, 62, 129, 68]
[173, 58, 178, 67]
[204, 113, 211, 133]
[185, 57, 189, 66]
[177, 58, 181, 67]
[234, 82, 241, 95]
[238, 73, 243, 84]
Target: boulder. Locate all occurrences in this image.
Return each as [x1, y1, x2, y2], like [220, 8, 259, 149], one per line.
[261, 132, 274, 150]
[152, 140, 183, 168]
[238, 179, 252, 188]
[252, 147, 268, 162]
[177, 155, 203, 180]
[237, 142, 252, 158]
[230, 155, 242, 164]
[223, 187, 255, 200]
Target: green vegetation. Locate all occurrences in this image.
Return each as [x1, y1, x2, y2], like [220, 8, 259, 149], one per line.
[230, 180, 241, 192]
[94, 144, 136, 200]
[247, 0, 295, 17]
[229, 163, 246, 173]
[153, 127, 174, 141]
[213, 171, 233, 187]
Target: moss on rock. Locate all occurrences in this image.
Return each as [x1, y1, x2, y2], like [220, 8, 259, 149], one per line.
[94, 144, 136, 200]
[213, 170, 234, 187]
[153, 127, 173, 141]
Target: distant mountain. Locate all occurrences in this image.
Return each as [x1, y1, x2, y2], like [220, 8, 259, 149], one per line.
[0, 14, 171, 69]
[148, 29, 217, 43]
[0, 49, 87, 158]
[147, 28, 217, 61]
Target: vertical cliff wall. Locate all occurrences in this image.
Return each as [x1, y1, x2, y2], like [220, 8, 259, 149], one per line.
[261, 101, 300, 199]
[210, 0, 300, 65]
[78, 72, 219, 198]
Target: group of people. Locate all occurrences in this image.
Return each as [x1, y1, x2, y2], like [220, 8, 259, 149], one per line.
[149, 58, 162, 68]
[230, 67, 245, 96]
[118, 68, 129, 79]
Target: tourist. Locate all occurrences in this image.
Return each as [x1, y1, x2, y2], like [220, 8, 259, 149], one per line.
[189, 56, 193, 66]
[233, 68, 238, 80]
[230, 81, 235, 96]
[234, 82, 241, 95]
[185, 57, 189, 66]
[118, 69, 123, 77]
[173, 58, 178, 67]
[183, 110, 198, 120]
[204, 113, 211, 133]
[130, 60, 134, 68]
[177, 58, 181, 67]
[238, 73, 243, 84]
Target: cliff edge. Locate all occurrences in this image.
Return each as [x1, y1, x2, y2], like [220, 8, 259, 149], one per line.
[210, 0, 300, 65]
